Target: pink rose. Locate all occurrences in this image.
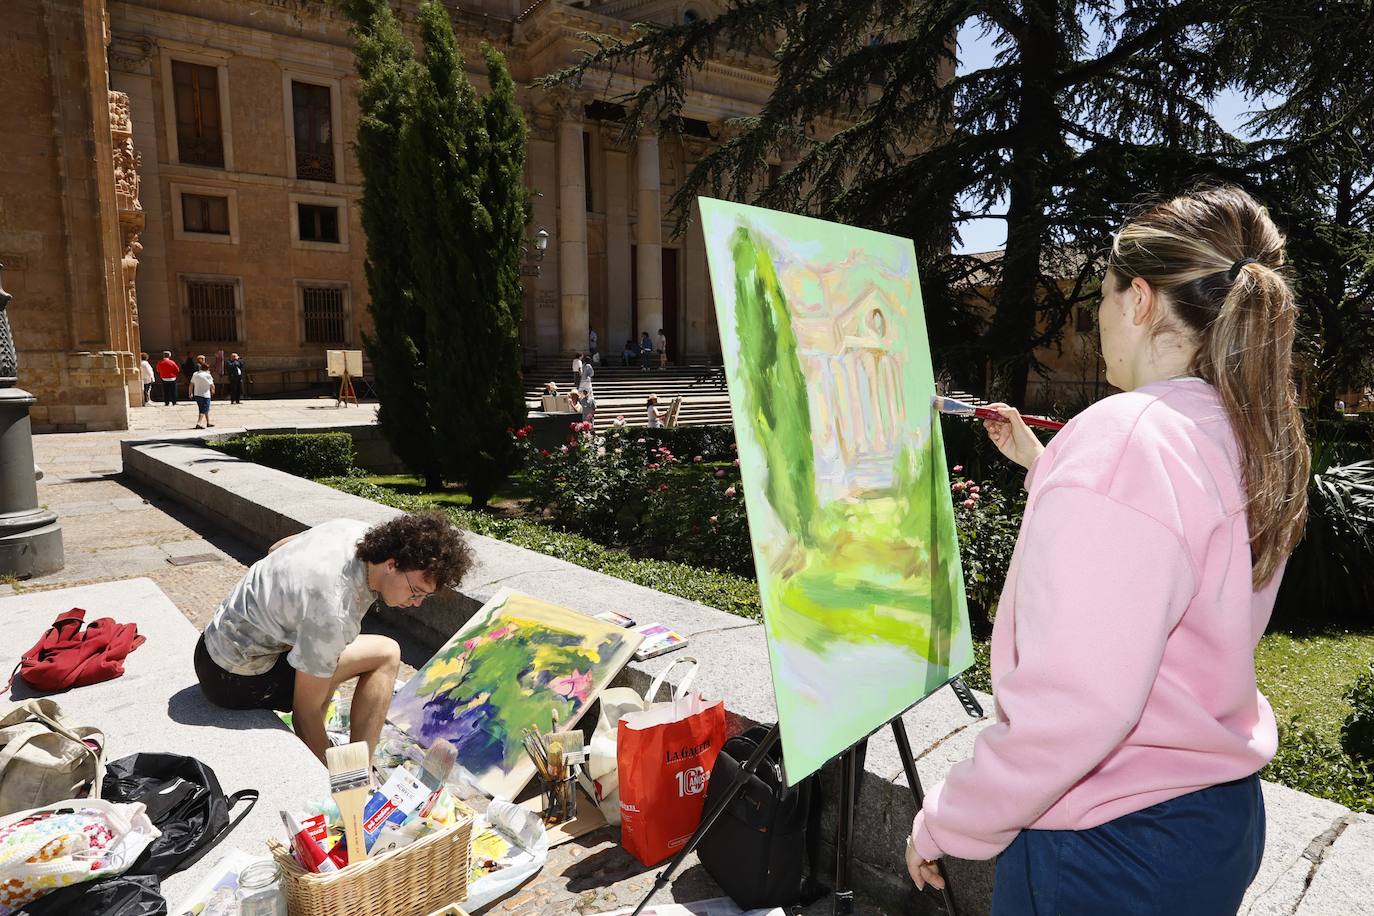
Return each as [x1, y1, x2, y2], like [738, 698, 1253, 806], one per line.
[659, 483, 670, 492]
[725, 486, 737, 497]
[962, 498, 975, 508]
[732, 458, 740, 466]
[953, 465, 963, 473]
[715, 469, 727, 478]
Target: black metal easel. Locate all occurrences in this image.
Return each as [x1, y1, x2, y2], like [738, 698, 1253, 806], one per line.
[629, 678, 984, 916]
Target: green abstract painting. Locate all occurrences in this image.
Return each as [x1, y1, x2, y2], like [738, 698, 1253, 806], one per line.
[699, 198, 973, 785]
[388, 588, 642, 799]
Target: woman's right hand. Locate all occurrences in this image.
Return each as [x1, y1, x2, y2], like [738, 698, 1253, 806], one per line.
[983, 403, 1045, 470]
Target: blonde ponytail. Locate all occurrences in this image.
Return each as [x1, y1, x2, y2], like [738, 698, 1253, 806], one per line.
[1107, 187, 1309, 589]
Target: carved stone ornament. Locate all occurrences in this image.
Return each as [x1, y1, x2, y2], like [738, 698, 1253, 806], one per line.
[111, 91, 144, 329]
[108, 33, 155, 75]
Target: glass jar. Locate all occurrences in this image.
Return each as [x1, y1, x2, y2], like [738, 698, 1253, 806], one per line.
[236, 859, 287, 916]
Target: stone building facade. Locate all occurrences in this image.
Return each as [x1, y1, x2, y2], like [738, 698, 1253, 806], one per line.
[2, 0, 783, 429]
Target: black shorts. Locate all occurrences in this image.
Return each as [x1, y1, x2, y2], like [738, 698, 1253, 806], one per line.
[194, 633, 296, 713]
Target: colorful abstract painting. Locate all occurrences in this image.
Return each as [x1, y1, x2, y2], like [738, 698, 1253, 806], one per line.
[388, 589, 642, 799]
[699, 198, 974, 785]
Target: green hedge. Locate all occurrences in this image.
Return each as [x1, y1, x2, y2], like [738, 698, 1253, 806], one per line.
[320, 476, 763, 620]
[630, 425, 738, 462]
[212, 432, 357, 479]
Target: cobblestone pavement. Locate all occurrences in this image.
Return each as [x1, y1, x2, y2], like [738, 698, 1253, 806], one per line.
[19, 401, 892, 915]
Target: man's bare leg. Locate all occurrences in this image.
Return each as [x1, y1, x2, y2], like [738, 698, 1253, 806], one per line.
[329, 634, 401, 759]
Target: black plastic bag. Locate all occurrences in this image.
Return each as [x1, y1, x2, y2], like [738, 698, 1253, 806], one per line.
[101, 752, 257, 879]
[21, 873, 167, 916]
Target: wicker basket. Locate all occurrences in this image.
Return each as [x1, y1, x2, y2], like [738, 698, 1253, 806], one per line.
[267, 815, 472, 916]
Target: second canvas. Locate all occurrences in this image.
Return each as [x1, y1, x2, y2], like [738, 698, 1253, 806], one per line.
[700, 198, 974, 785]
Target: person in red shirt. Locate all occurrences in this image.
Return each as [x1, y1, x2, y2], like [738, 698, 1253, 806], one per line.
[155, 351, 181, 406]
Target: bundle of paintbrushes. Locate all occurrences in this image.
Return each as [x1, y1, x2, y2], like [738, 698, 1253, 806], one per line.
[286, 739, 466, 872]
[522, 725, 582, 824]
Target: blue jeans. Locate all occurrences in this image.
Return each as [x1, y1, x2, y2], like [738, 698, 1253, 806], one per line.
[992, 775, 1265, 915]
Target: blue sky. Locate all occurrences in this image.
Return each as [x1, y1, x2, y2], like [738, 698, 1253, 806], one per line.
[953, 21, 1269, 254]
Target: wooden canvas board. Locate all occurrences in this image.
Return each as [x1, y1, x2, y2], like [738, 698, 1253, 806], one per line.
[388, 589, 643, 800]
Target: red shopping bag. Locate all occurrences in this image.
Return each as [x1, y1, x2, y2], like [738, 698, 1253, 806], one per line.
[617, 658, 725, 867]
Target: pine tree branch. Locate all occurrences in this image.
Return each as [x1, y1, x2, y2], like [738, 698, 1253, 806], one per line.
[1053, 0, 1219, 91]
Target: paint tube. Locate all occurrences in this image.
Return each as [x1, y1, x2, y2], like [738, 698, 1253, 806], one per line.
[361, 766, 430, 851]
[283, 810, 339, 874]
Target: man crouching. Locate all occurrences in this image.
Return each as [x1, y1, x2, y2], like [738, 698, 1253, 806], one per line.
[194, 512, 472, 763]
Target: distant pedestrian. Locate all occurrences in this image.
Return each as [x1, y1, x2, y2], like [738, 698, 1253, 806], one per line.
[191, 356, 215, 429]
[580, 389, 596, 426]
[572, 352, 584, 389]
[657, 329, 668, 369]
[138, 351, 154, 406]
[622, 339, 637, 367]
[646, 394, 665, 429]
[639, 332, 654, 371]
[225, 352, 246, 404]
[579, 360, 594, 393]
[156, 351, 180, 406]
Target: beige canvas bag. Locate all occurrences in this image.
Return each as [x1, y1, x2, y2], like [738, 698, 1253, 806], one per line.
[0, 699, 104, 817]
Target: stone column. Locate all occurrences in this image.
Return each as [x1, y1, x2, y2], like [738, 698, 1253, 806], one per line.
[557, 113, 589, 355]
[527, 110, 560, 357]
[604, 143, 632, 356]
[635, 132, 663, 339]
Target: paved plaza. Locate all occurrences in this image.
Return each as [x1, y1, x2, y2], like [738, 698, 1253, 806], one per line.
[20, 398, 833, 916]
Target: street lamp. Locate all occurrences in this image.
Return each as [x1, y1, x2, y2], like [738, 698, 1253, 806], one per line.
[521, 226, 550, 278]
[0, 264, 63, 577]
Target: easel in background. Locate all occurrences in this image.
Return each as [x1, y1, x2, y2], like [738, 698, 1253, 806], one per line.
[631, 677, 984, 916]
[327, 349, 364, 408]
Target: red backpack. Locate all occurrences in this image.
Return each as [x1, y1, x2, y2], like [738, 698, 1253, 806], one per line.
[9, 609, 146, 692]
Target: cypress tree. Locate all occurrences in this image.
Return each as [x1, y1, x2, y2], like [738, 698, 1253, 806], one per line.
[341, 0, 441, 487]
[398, 3, 529, 507]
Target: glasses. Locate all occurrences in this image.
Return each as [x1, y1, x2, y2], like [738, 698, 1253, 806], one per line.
[401, 569, 436, 604]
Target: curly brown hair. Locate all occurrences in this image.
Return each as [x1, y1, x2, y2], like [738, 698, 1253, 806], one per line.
[356, 512, 472, 591]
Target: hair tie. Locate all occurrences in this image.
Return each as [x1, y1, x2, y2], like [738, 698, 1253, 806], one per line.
[1228, 257, 1259, 280]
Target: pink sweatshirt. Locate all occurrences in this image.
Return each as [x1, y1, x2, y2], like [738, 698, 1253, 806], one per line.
[912, 378, 1281, 862]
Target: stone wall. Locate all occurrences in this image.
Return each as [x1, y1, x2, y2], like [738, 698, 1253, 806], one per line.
[0, 0, 140, 432]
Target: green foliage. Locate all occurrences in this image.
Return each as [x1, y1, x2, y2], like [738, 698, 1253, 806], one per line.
[730, 226, 817, 545]
[340, 0, 438, 485]
[210, 433, 356, 478]
[1272, 459, 1374, 629]
[1262, 718, 1374, 813]
[633, 425, 738, 463]
[950, 467, 1023, 640]
[511, 420, 753, 576]
[321, 474, 764, 621]
[344, 0, 529, 503]
[1342, 663, 1374, 763]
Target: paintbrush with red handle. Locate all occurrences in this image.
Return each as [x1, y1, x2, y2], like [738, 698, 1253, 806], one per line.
[932, 395, 1067, 432]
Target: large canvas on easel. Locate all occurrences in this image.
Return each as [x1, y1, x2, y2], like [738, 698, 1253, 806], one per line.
[388, 588, 642, 799]
[700, 198, 974, 785]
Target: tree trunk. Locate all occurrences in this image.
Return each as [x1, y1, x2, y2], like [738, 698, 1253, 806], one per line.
[986, 0, 1059, 407]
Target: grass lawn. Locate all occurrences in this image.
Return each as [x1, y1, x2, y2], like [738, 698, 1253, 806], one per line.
[1256, 628, 1374, 745]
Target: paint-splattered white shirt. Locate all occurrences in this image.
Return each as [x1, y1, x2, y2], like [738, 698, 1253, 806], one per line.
[202, 518, 375, 678]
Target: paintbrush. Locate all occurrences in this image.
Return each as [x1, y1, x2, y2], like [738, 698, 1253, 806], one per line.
[417, 738, 457, 818]
[419, 739, 457, 793]
[326, 741, 373, 866]
[932, 395, 1066, 431]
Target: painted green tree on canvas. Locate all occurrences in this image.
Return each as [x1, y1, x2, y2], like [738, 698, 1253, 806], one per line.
[731, 227, 818, 548]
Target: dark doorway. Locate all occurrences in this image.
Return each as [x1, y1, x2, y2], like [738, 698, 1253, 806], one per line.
[662, 248, 679, 362]
[629, 246, 681, 362]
